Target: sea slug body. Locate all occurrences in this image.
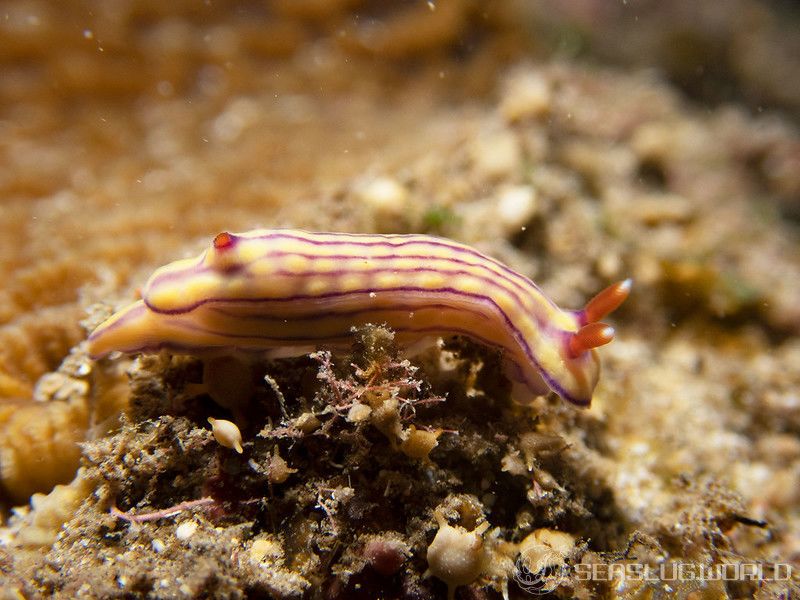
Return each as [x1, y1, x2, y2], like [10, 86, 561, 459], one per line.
[88, 230, 630, 406]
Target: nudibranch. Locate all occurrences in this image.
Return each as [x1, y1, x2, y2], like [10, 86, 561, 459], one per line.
[88, 230, 630, 406]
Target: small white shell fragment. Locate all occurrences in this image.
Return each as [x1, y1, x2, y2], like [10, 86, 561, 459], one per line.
[346, 402, 372, 423]
[208, 417, 244, 453]
[175, 520, 198, 541]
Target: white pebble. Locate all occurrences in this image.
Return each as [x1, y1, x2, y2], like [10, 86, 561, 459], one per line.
[357, 177, 408, 215]
[175, 520, 198, 541]
[497, 185, 537, 228]
[500, 72, 552, 121]
[470, 130, 521, 179]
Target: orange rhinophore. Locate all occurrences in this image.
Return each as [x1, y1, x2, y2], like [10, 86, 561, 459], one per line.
[567, 278, 631, 359]
[568, 322, 616, 358]
[582, 279, 632, 324]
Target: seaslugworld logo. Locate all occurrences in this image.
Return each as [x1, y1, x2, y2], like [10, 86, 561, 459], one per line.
[514, 546, 571, 595]
[572, 561, 793, 583]
[513, 554, 793, 595]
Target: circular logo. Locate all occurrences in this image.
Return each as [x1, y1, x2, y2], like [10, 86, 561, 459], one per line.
[514, 547, 571, 595]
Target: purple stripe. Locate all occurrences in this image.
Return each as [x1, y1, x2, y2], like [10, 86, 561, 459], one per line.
[166, 315, 507, 353]
[149, 257, 539, 327]
[301, 233, 548, 300]
[87, 302, 147, 339]
[209, 301, 491, 323]
[145, 285, 532, 376]
[197, 264, 539, 329]
[139, 314, 531, 391]
[149, 285, 581, 404]
[257, 231, 541, 292]
[150, 285, 526, 358]
[149, 231, 553, 309]
[123, 314, 586, 406]
[151, 250, 534, 309]
[147, 261, 540, 329]
[91, 293, 588, 404]
[256, 251, 533, 299]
